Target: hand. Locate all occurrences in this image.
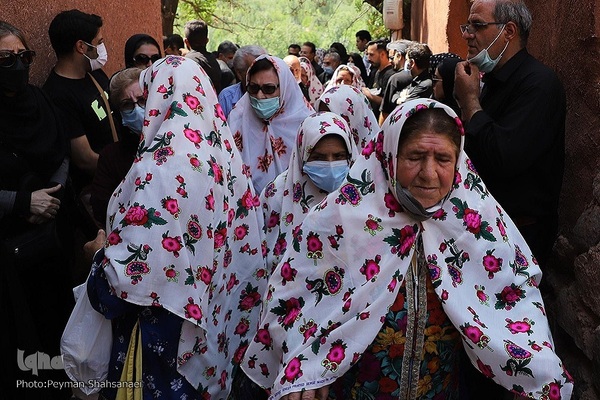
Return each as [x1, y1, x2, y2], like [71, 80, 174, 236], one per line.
[361, 86, 372, 100]
[26, 214, 50, 224]
[454, 61, 483, 122]
[281, 386, 329, 400]
[29, 184, 62, 219]
[83, 229, 106, 264]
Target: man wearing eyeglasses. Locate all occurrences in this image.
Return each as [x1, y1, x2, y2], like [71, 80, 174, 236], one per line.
[454, 0, 566, 316]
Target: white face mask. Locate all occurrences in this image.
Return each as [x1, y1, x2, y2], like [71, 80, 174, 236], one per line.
[83, 42, 108, 71]
[467, 25, 508, 73]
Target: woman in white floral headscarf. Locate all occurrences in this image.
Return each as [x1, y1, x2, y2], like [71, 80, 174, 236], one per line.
[88, 56, 267, 399]
[242, 99, 573, 400]
[261, 111, 358, 274]
[228, 55, 314, 194]
[298, 56, 324, 108]
[318, 85, 379, 149]
[323, 64, 365, 92]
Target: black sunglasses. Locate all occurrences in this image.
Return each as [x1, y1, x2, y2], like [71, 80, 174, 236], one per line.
[133, 53, 161, 65]
[0, 50, 36, 68]
[247, 83, 279, 95]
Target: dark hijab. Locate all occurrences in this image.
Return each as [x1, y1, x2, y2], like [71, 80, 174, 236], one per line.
[437, 57, 463, 115]
[0, 85, 67, 189]
[124, 34, 161, 68]
[348, 52, 369, 84]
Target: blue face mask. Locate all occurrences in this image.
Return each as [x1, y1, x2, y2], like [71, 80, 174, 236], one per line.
[303, 160, 349, 193]
[249, 96, 280, 120]
[323, 66, 334, 76]
[468, 25, 508, 73]
[121, 104, 145, 134]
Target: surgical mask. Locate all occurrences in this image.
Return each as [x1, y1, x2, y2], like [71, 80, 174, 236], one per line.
[121, 104, 145, 134]
[323, 66, 334, 76]
[83, 42, 108, 71]
[347, 62, 355, 67]
[303, 160, 349, 193]
[0, 57, 29, 94]
[249, 96, 280, 120]
[468, 26, 508, 73]
[403, 60, 411, 72]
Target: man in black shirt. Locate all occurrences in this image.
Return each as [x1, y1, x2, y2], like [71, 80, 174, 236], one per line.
[361, 39, 394, 121]
[184, 19, 222, 94]
[43, 10, 113, 194]
[300, 42, 324, 81]
[379, 40, 414, 124]
[455, 0, 566, 267]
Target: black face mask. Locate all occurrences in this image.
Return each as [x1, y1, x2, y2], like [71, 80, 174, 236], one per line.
[0, 58, 29, 95]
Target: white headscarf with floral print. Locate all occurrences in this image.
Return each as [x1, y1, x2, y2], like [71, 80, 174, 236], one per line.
[228, 55, 314, 194]
[323, 64, 366, 92]
[318, 85, 380, 149]
[299, 56, 324, 108]
[102, 56, 268, 398]
[243, 98, 572, 399]
[260, 111, 358, 274]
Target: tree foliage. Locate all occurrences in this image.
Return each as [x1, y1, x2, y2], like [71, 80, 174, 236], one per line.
[172, 0, 387, 57]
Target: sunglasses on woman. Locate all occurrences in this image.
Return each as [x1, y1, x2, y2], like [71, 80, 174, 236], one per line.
[133, 53, 161, 65]
[247, 83, 279, 95]
[0, 50, 36, 68]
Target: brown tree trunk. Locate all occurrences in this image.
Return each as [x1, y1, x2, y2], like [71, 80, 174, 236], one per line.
[162, 0, 179, 37]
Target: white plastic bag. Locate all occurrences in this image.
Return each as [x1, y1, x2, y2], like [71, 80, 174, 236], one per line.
[60, 279, 112, 395]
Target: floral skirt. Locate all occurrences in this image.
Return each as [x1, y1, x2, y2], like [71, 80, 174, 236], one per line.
[330, 274, 463, 400]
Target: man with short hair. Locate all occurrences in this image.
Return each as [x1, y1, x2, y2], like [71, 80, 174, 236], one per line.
[300, 41, 324, 78]
[288, 43, 301, 57]
[219, 45, 267, 119]
[163, 33, 184, 56]
[454, 0, 566, 269]
[184, 19, 222, 93]
[318, 51, 340, 86]
[379, 40, 414, 123]
[355, 29, 372, 72]
[217, 40, 238, 89]
[379, 42, 433, 124]
[361, 39, 394, 120]
[43, 9, 112, 194]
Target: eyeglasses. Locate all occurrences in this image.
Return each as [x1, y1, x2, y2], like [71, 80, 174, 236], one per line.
[120, 96, 146, 112]
[247, 83, 279, 95]
[133, 53, 161, 65]
[460, 22, 504, 35]
[0, 50, 36, 68]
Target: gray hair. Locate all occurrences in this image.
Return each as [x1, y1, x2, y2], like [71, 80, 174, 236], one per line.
[326, 51, 341, 64]
[494, 0, 532, 46]
[109, 68, 143, 109]
[232, 45, 267, 73]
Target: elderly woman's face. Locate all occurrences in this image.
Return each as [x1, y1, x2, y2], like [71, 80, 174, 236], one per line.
[248, 68, 280, 99]
[396, 130, 457, 208]
[335, 69, 353, 86]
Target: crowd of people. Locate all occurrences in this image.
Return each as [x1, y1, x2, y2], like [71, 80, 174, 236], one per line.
[1, 0, 574, 399]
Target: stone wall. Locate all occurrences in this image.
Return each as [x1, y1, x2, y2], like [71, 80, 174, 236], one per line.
[3, 0, 162, 86]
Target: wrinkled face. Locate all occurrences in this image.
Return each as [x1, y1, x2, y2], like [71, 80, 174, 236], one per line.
[248, 67, 280, 99]
[0, 34, 25, 54]
[133, 43, 160, 68]
[118, 81, 145, 112]
[464, 0, 506, 59]
[396, 130, 458, 208]
[335, 69, 353, 86]
[307, 135, 349, 163]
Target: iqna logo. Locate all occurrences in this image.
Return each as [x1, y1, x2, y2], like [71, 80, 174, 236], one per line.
[17, 349, 63, 376]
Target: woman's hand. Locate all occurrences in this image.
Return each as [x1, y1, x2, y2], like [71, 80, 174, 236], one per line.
[29, 184, 62, 219]
[281, 386, 329, 400]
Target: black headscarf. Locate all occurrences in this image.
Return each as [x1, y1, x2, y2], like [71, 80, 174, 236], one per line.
[0, 85, 67, 189]
[124, 34, 161, 68]
[437, 57, 463, 115]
